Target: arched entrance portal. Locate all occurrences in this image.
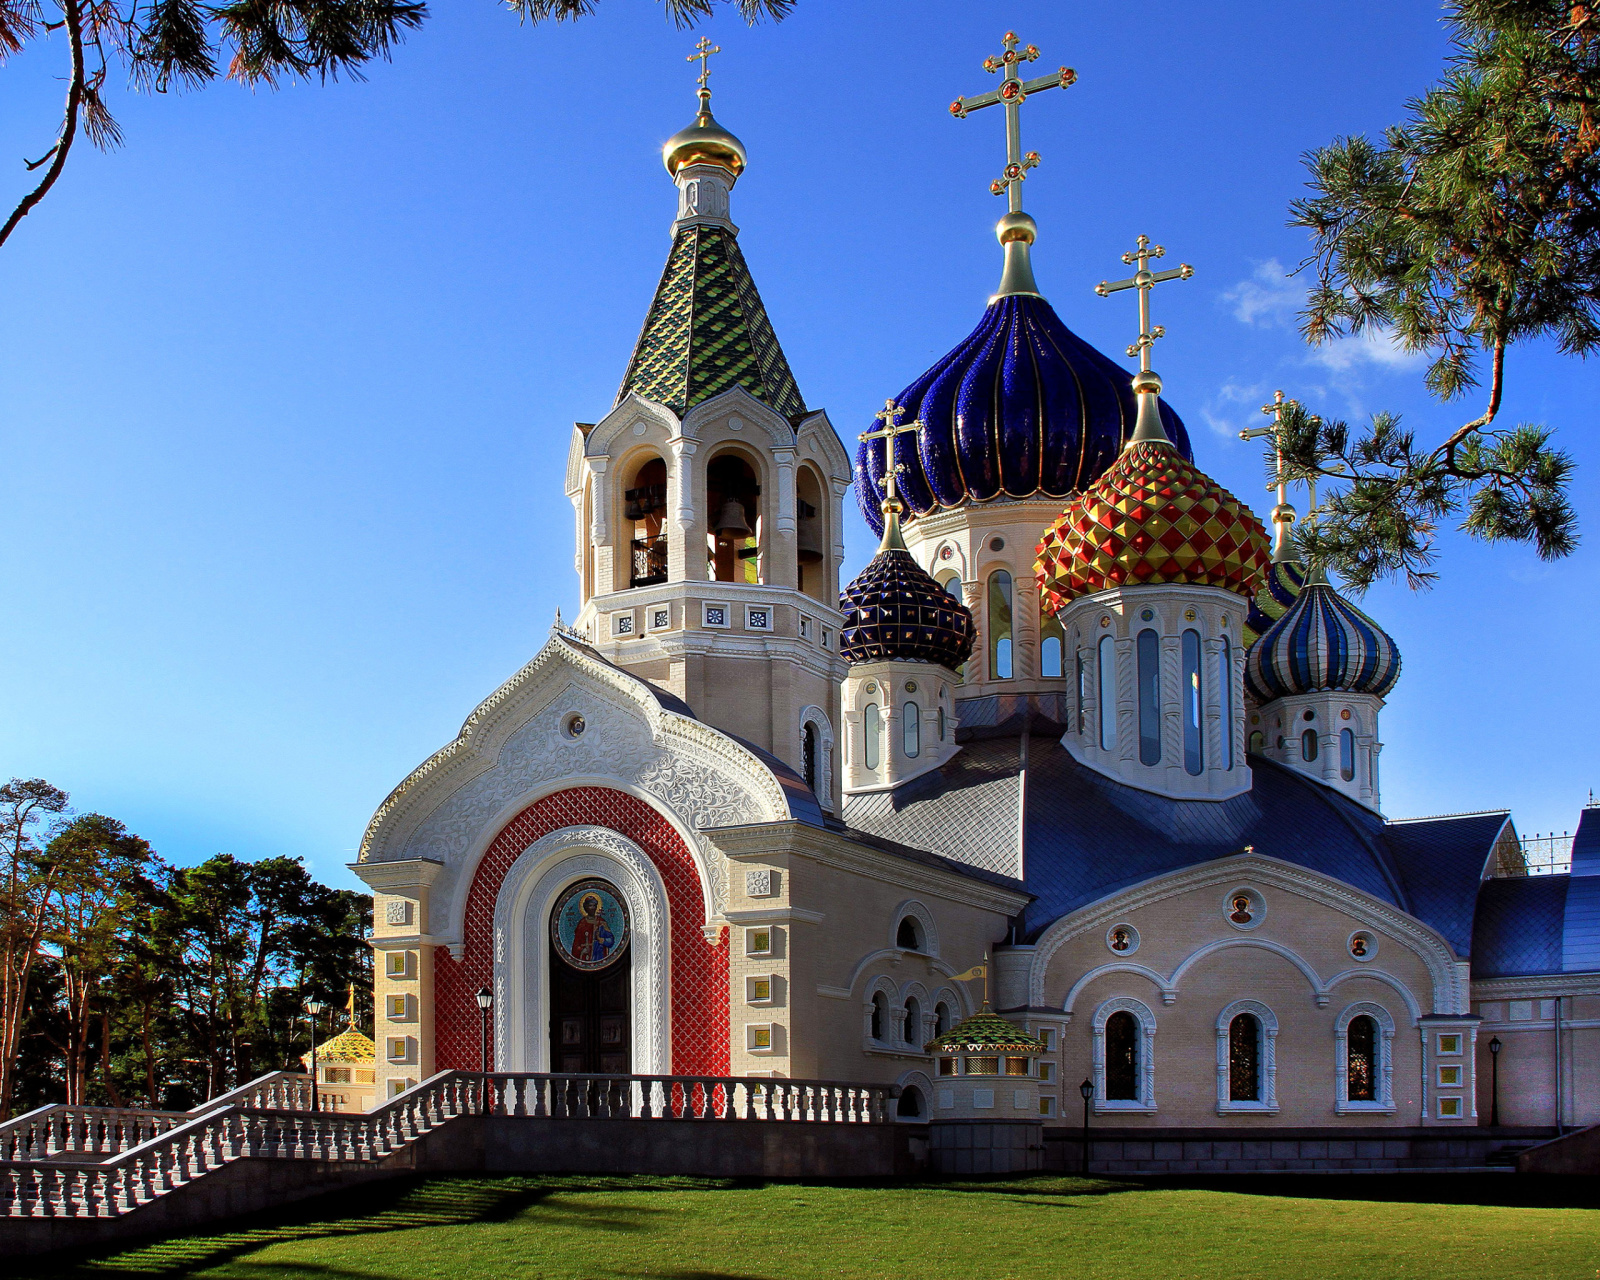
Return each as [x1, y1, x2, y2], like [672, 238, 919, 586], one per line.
[548, 877, 633, 1073]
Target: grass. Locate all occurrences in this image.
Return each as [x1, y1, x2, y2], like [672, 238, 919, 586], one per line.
[20, 1172, 1600, 1280]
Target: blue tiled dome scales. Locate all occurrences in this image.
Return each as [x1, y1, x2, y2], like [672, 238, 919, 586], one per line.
[854, 37, 1192, 537]
[839, 402, 977, 670]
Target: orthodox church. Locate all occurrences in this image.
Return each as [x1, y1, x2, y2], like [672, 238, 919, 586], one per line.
[352, 38, 1599, 1165]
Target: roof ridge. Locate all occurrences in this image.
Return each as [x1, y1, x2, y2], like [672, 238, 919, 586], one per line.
[1387, 809, 1512, 825]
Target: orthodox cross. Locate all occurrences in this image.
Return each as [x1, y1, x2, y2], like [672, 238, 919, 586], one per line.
[859, 399, 923, 510]
[1240, 390, 1300, 542]
[688, 36, 721, 93]
[1095, 235, 1194, 371]
[949, 32, 1076, 213]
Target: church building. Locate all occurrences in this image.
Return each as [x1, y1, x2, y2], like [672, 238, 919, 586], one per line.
[352, 38, 1600, 1166]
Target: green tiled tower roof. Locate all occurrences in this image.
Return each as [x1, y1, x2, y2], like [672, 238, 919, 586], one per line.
[924, 1007, 1043, 1055]
[617, 224, 806, 420]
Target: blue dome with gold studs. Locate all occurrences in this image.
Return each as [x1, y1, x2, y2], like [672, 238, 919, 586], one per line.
[1245, 576, 1402, 702]
[839, 545, 976, 670]
[856, 295, 1193, 534]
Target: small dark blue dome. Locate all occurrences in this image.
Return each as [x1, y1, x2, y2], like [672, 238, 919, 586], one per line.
[1245, 579, 1402, 702]
[856, 295, 1193, 534]
[839, 547, 975, 670]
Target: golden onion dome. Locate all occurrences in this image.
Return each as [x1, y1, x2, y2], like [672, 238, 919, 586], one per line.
[663, 91, 747, 179]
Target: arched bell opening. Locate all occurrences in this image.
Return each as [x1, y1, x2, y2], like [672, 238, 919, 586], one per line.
[706, 451, 762, 583]
[796, 463, 827, 601]
[624, 456, 668, 588]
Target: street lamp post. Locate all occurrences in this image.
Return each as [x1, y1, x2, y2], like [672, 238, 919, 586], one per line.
[475, 987, 494, 1111]
[1489, 1035, 1502, 1128]
[1078, 1078, 1094, 1176]
[305, 1000, 324, 1112]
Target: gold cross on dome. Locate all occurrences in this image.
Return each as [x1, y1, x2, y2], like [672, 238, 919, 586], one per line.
[688, 36, 721, 93]
[859, 399, 923, 509]
[1240, 389, 1298, 520]
[950, 31, 1077, 213]
[1095, 235, 1194, 372]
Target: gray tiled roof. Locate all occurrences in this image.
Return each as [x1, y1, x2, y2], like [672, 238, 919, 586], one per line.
[1473, 876, 1569, 977]
[844, 736, 1508, 955]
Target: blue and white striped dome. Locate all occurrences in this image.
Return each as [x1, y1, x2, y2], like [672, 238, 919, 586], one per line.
[1244, 578, 1401, 702]
[855, 295, 1192, 535]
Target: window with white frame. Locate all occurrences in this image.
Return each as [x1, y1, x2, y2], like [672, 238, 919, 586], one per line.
[1092, 997, 1157, 1113]
[1334, 1001, 1396, 1114]
[1216, 999, 1279, 1114]
[745, 604, 773, 631]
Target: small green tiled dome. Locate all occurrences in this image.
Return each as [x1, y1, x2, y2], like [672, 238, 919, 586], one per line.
[924, 1008, 1042, 1055]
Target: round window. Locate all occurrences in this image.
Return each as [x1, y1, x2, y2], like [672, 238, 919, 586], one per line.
[1348, 930, 1378, 961]
[989, 536, 1005, 552]
[563, 713, 586, 739]
[1140, 608, 1155, 622]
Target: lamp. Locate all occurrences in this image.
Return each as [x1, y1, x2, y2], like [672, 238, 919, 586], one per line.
[305, 1000, 325, 1113]
[1078, 1077, 1094, 1177]
[476, 987, 494, 1110]
[1489, 1035, 1503, 1128]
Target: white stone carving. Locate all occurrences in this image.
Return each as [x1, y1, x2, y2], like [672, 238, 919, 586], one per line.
[385, 900, 409, 927]
[745, 869, 772, 897]
[1091, 996, 1157, 1114]
[491, 826, 670, 1074]
[1215, 998, 1279, 1114]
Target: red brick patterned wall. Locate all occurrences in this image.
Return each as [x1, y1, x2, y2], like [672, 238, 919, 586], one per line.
[433, 786, 729, 1075]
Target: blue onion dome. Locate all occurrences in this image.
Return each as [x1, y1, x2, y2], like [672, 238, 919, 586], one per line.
[855, 295, 1194, 535]
[839, 545, 976, 670]
[1244, 574, 1402, 702]
[1245, 560, 1307, 644]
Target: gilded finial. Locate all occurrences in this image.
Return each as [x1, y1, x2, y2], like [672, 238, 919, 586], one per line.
[950, 31, 1076, 301]
[688, 36, 721, 114]
[1096, 235, 1194, 446]
[1240, 390, 1300, 562]
[663, 40, 746, 180]
[859, 400, 923, 551]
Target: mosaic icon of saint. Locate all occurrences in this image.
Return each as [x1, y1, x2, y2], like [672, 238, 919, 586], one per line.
[1350, 935, 1369, 958]
[570, 893, 616, 965]
[1229, 894, 1254, 925]
[1109, 927, 1132, 952]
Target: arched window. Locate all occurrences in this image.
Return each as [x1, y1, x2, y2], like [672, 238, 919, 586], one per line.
[1098, 634, 1118, 751]
[796, 465, 826, 601]
[896, 1085, 924, 1118]
[1340, 728, 1355, 782]
[1301, 728, 1319, 762]
[896, 916, 921, 950]
[903, 702, 920, 758]
[1106, 1011, 1139, 1100]
[904, 996, 923, 1046]
[624, 456, 669, 588]
[1182, 629, 1203, 776]
[863, 704, 881, 770]
[803, 722, 819, 794]
[1040, 602, 1064, 679]
[1248, 729, 1264, 754]
[1074, 648, 1085, 735]
[988, 571, 1014, 679]
[706, 452, 761, 583]
[1229, 1014, 1260, 1101]
[1137, 628, 1162, 766]
[938, 706, 946, 741]
[870, 992, 887, 1041]
[1220, 636, 1234, 770]
[934, 1002, 952, 1037]
[1347, 1015, 1377, 1102]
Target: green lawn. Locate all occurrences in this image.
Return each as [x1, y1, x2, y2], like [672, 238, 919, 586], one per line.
[26, 1173, 1600, 1280]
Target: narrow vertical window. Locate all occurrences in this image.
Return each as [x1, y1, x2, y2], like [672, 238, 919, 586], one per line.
[938, 706, 946, 741]
[871, 992, 886, 1040]
[864, 704, 881, 770]
[1137, 629, 1162, 766]
[1098, 634, 1118, 751]
[1248, 729, 1264, 754]
[1340, 728, 1355, 782]
[904, 997, 922, 1046]
[1301, 728, 1319, 762]
[1106, 1011, 1139, 1100]
[988, 571, 1014, 679]
[1220, 636, 1234, 770]
[1040, 603, 1064, 679]
[903, 702, 920, 758]
[803, 722, 818, 793]
[1347, 1015, 1377, 1102]
[1182, 629, 1203, 776]
[1075, 649, 1085, 735]
[1229, 1014, 1260, 1101]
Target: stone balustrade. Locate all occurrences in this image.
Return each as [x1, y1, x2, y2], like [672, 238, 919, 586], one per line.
[482, 1073, 897, 1123]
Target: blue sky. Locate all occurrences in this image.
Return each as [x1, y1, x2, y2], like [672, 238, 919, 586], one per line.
[2, 1, 1594, 891]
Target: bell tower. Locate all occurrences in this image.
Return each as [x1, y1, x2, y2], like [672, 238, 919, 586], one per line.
[567, 49, 853, 810]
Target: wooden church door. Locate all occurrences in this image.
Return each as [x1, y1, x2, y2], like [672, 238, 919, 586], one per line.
[548, 879, 632, 1074]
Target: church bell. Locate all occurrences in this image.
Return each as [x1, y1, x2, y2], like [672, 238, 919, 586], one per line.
[713, 498, 753, 545]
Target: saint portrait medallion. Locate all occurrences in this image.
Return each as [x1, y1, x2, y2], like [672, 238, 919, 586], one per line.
[552, 879, 631, 972]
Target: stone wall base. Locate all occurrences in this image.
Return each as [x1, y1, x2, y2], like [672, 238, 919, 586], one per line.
[929, 1120, 1044, 1175]
[1045, 1126, 1556, 1174]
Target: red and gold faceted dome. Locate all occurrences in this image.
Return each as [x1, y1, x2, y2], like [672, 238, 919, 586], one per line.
[1035, 439, 1271, 612]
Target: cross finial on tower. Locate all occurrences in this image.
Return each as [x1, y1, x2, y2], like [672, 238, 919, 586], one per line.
[950, 32, 1076, 212]
[688, 35, 721, 94]
[859, 399, 923, 549]
[1240, 389, 1300, 562]
[1095, 235, 1195, 375]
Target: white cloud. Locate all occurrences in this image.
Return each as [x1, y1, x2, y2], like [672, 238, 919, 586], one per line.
[1221, 259, 1302, 328]
[1200, 379, 1271, 440]
[1305, 327, 1428, 372]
